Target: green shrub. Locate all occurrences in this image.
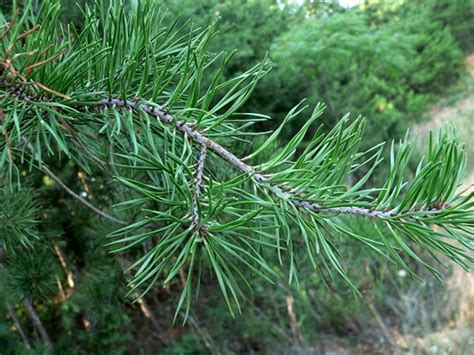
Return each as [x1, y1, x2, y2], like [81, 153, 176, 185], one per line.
[425, 0, 474, 53]
[270, 13, 413, 148]
[388, 4, 465, 95]
[269, 7, 464, 149]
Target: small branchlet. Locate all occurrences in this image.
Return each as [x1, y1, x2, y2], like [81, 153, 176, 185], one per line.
[0, 17, 70, 99]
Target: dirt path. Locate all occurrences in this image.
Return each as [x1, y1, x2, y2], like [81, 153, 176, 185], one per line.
[407, 53, 474, 354]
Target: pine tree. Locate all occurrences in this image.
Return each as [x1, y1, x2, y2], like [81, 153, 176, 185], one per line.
[0, 0, 472, 349]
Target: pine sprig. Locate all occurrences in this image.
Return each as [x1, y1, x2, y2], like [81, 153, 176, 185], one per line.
[0, 187, 39, 250]
[0, 0, 472, 319]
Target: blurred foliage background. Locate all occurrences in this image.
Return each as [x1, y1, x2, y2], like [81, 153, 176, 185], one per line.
[0, 0, 473, 353]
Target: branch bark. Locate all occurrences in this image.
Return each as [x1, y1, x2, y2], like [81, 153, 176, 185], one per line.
[22, 299, 54, 353]
[8, 307, 32, 348]
[192, 144, 207, 227]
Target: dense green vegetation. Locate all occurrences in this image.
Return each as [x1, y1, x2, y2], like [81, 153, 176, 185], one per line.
[0, 0, 472, 353]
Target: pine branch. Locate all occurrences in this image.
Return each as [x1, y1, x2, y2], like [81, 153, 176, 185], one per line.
[0, 248, 32, 349]
[99, 98, 433, 221]
[0, 0, 472, 319]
